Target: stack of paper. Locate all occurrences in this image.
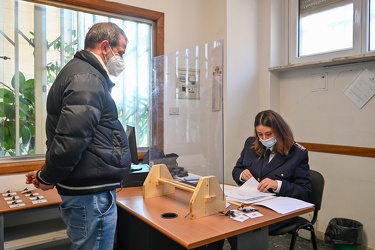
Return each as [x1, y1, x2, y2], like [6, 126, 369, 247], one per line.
[223, 177, 275, 204]
[221, 178, 314, 214]
[253, 197, 314, 214]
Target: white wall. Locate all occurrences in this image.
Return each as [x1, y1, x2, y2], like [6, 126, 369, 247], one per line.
[225, 0, 261, 183]
[110, 0, 226, 54]
[266, 1, 375, 249]
[113, 0, 375, 248]
[276, 65, 375, 248]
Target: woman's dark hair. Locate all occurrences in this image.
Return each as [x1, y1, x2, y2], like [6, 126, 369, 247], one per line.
[84, 22, 128, 49]
[252, 110, 294, 157]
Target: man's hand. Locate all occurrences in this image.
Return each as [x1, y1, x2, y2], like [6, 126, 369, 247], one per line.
[38, 182, 55, 191]
[25, 170, 55, 191]
[25, 170, 39, 187]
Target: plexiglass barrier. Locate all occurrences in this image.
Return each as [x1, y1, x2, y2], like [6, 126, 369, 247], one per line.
[144, 40, 224, 188]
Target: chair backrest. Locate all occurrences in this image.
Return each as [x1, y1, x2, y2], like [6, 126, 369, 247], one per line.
[309, 169, 325, 224]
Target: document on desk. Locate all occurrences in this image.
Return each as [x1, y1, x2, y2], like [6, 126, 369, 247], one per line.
[253, 197, 314, 214]
[223, 177, 275, 204]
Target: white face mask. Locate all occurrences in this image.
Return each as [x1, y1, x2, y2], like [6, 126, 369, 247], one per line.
[259, 136, 277, 148]
[105, 46, 125, 77]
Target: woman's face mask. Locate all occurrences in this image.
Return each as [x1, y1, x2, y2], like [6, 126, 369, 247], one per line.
[105, 46, 126, 77]
[259, 136, 277, 148]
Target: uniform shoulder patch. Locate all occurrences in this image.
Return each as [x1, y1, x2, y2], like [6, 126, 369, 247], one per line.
[294, 142, 306, 151]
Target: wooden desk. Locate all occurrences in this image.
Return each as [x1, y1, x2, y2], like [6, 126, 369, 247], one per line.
[0, 189, 65, 250]
[116, 187, 314, 250]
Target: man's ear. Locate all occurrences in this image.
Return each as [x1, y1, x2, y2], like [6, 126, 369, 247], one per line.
[100, 40, 109, 55]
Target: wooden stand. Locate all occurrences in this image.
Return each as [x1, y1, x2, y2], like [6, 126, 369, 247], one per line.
[143, 164, 226, 219]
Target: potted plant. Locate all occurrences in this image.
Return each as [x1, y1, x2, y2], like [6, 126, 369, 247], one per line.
[0, 72, 35, 156]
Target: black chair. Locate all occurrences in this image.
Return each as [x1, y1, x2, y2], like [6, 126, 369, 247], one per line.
[269, 169, 325, 250]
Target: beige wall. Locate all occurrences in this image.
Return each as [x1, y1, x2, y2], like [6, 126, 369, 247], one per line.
[113, 0, 375, 248]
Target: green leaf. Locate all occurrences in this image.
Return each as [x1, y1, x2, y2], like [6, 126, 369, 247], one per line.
[21, 125, 31, 145]
[4, 104, 15, 120]
[21, 79, 35, 103]
[11, 72, 26, 89]
[26, 122, 35, 137]
[0, 102, 6, 117]
[7, 149, 16, 156]
[0, 124, 4, 142]
[0, 88, 15, 104]
[19, 96, 34, 112]
[3, 122, 15, 149]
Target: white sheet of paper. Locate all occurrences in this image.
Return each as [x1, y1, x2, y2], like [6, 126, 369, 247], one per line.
[254, 196, 314, 214]
[221, 184, 239, 193]
[224, 177, 275, 200]
[344, 68, 375, 109]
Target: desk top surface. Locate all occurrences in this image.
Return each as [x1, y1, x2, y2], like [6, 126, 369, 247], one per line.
[0, 186, 314, 249]
[116, 186, 314, 249]
[0, 188, 61, 214]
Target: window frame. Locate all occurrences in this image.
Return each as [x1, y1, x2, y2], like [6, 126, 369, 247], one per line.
[0, 0, 164, 174]
[288, 0, 366, 65]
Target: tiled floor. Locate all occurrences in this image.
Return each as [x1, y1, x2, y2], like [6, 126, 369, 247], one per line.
[222, 234, 333, 250]
[269, 235, 332, 250]
[26, 231, 334, 250]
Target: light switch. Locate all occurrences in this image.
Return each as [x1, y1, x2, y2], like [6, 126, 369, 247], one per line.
[169, 107, 179, 115]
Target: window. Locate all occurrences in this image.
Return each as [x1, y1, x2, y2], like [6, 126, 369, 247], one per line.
[288, 0, 370, 64]
[299, 0, 354, 56]
[0, 0, 164, 159]
[369, 0, 375, 50]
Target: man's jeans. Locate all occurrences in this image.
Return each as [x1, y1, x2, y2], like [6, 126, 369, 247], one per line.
[60, 190, 117, 250]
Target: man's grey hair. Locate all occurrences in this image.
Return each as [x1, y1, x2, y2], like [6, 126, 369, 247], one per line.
[84, 22, 128, 49]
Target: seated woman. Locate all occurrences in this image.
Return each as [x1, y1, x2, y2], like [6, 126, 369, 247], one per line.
[207, 109, 312, 250]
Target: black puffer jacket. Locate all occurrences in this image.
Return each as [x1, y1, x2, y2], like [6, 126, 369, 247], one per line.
[37, 50, 131, 195]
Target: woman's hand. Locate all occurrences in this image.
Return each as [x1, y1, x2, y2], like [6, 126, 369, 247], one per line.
[258, 178, 278, 192]
[241, 169, 253, 181]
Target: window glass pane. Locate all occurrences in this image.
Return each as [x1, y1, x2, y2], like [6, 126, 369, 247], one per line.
[151, 40, 224, 181]
[370, 0, 375, 51]
[0, 0, 152, 157]
[299, 0, 353, 57]
[0, 0, 36, 156]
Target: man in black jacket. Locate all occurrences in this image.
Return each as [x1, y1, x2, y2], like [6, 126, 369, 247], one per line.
[26, 22, 131, 250]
